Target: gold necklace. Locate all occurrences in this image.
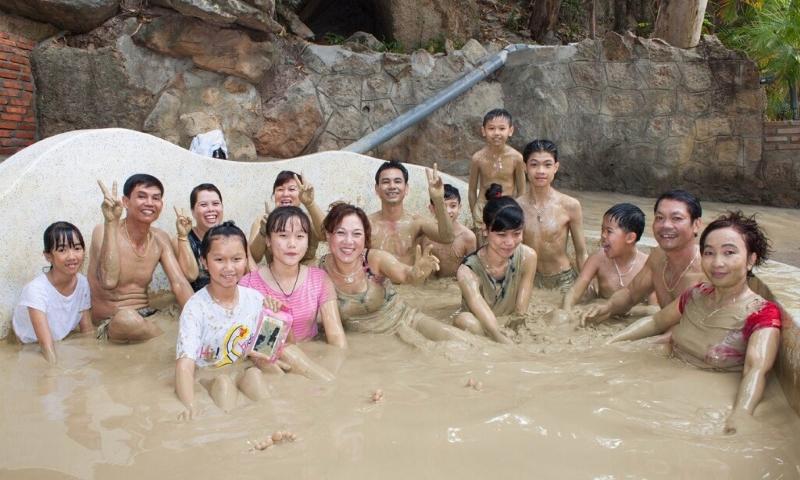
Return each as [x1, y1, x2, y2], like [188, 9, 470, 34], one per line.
[662, 252, 698, 293]
[705, 288, 752, 320]
[122, 219, 152, 258]
[328, 258, 362, 285]
[612, 255, 638, 287]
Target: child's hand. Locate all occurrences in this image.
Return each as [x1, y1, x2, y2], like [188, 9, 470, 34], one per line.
[426, 163, 444, 200]
[263, 296, 284, 312]
[178, 403, 200, 421]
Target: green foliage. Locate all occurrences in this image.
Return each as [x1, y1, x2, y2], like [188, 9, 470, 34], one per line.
[505, 8, 525, 32]
[323, 32, 346, 45]
[717, 0, 799, 118]
[421, 35, 446, 54]
[377, 39, 405, 54]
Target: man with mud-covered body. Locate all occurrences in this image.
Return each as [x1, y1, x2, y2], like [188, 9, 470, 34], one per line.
[369, 160, 455, 266]
[582, 189, 707, 325]
[89, 174, 193, 343]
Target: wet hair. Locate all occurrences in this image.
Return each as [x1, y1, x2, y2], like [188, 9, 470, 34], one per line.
[323, 202, 372, 249]
[654, 189, 702, 221]
[483, 108, 512, 127]
[699, 210, 772, 270]
[265, 206, 311, 236]
[431, 184, 461, 205]
[604, 203, 646, 242]
[123, 173, 164, 197]
[483, 183, 525, 232]
[273, 170, 302, 193]
[374, 160, 409, 185]
[43, 221, 85, 253]
[523, 139, 559, 164]
[189, 183, 222, 209]
[200, 221, 247, 258]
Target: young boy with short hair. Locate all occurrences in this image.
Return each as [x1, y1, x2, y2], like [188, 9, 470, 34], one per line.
[562, 203, 656, 313]
[420, 184, 477, 278]
[468, 109, 526, 233]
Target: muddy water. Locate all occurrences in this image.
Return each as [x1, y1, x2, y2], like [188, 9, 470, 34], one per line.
[2, 189, 799, 478]
[1, 279, 798, 479]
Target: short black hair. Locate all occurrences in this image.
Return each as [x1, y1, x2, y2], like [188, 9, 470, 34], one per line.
[483, 183, 524, 232]
[523, 139, 559, 164]
[273, 170, 301, 193]
[189, 183, 222, 209]
[483, 108, 512, 126]
[375, 160, 409, 184]
[604, 203, 645, 242]
[654, 189, 702, 221]
[123, 173, 164, 197]
[200, 221, 247, 258]
[431, 184, 461, 205]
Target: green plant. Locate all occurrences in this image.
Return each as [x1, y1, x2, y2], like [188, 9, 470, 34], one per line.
[421, 35, 446, 54]
[323, 32, 346, 45]
[722, 0, 800, 119]
[377, 39, 405, 53]
[505, 8, 525, 32]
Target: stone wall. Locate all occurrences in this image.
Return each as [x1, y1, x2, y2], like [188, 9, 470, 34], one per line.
[499, 32, 767, 204]
[757, 120, 800, 207]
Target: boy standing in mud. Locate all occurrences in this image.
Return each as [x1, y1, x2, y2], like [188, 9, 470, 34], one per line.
[517, 139, 588, 294]
[467, 109, 526, 234]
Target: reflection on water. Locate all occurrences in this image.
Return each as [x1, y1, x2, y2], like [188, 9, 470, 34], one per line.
[1, 278, 798, 479]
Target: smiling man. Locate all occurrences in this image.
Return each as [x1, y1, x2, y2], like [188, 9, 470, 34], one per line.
[582, 189, 707, 324]
[369, 160, 454, 266]
[88, 174, 193, 343]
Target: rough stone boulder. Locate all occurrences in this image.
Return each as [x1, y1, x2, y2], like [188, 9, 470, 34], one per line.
[255, 78, 323, 158]
[143, 70, 262, 161]
[31, 30, 191, 138]
[134, 16, 275, 83]
[150, 0, 283, 34]
[0, 0, 118, 33]
[376, 0, 479, 49]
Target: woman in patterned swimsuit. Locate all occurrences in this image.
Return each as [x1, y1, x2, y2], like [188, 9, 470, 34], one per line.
[319, 203, 478, 347]
[609, 211, 781, 434]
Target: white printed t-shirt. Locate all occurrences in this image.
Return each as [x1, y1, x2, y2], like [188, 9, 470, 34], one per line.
[12, 273, 91, 344]
[176, 286, 264, 368]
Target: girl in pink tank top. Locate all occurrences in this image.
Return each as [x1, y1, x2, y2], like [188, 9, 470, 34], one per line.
[240, 206, 346, 348]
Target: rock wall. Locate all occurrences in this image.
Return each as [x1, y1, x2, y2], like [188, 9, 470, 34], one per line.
[500, 32, 767, 204]
[6, 0, 798, 205]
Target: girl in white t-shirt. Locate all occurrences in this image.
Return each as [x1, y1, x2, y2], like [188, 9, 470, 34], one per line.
[13, 222, 93, 364]
[175, 222, 331, 419]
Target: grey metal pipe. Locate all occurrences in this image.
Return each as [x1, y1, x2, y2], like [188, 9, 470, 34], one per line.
[342, 43, 534, 154]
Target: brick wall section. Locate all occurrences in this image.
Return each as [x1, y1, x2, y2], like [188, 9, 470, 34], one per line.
[0, 31, 35, 155]
[763, 120, 800, 151]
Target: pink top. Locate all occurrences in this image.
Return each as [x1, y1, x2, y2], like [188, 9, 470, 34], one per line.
[239, 267, 335, 342]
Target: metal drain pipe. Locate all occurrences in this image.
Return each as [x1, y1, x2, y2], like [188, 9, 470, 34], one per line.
[342, 43, 534, 154]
